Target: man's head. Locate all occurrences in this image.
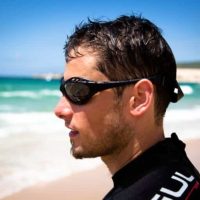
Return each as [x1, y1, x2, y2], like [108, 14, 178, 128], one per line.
[55, 15, 183, 162]
[64, 15, 183, 124]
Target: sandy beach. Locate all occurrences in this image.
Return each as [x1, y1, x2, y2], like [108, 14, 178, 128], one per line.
[2, 138, 200, 200]
[177, 68, 200, 83]
[1, 164, 112, 200]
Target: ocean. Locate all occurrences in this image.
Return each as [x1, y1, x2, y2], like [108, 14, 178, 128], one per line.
[0, 77, 200, 198]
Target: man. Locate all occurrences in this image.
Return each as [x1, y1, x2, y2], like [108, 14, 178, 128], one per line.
[54, 15, 200, 199]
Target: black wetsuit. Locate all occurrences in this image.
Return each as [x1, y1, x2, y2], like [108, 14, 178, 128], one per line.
[103, 133, 200, 200]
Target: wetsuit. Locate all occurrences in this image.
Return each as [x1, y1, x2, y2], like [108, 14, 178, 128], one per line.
[103, 133, 200, 200]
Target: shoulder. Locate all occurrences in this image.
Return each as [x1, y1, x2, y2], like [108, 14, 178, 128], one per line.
[150, 165, 200, 200]
[104, 134, 200, 200]
[104, 165, 200, 200]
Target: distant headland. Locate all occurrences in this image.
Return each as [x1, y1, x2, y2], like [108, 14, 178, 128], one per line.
[32, 73, 62, 81]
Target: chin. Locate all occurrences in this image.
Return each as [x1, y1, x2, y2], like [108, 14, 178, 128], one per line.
[71, 147, 99, 159]
[71, 146, 86, 159]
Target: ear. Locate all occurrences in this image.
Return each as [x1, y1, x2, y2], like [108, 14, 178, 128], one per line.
[129, 79, 154, 116]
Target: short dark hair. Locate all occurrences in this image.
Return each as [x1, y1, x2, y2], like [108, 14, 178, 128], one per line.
[64, 15, 177, 124]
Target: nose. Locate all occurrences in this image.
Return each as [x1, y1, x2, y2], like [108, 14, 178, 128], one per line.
[54, 96, 73, 120]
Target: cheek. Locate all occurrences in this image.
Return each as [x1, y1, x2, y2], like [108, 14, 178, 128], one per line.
[75, 102, 115, 135]
[87, 99, 117, 128]
[71, 90, 121, 135]
[76, 108, 108, 133]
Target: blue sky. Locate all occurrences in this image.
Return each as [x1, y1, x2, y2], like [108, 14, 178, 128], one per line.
[0, 0, 199, 76]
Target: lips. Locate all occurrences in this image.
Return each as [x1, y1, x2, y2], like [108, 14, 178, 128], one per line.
[64, 121, 79, 138]
[69, 130, 79, 138]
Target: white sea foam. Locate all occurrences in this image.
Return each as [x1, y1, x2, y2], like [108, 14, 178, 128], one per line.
[164, 107, 200, 139]
[39, 89, 61, 96]
[180, 85, 193, 95]
[0, 89, 61, 98]
[165, 108, 200, 122]
[0, 112, 60, 137]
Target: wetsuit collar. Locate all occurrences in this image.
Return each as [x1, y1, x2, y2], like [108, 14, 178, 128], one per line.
[112, 133, 186, 187]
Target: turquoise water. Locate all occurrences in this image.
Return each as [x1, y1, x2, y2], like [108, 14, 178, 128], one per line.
[169, 82, 200, 110]
[0, 77, 60, 112]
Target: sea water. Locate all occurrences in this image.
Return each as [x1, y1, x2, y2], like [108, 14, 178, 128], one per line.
[0, 77, 200, 198]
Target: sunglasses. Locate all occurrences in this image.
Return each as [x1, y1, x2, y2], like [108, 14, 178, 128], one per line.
[60, 75, 165, 105]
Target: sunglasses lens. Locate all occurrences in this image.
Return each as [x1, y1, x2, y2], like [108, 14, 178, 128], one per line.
[64, 82, 90, 104]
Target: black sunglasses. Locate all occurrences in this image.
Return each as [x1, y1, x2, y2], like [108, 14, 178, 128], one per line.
[60, 74, 169, 105]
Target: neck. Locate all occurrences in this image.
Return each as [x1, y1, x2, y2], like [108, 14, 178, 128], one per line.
[101, 126, 164, 175]
[101, 139, 141, 175]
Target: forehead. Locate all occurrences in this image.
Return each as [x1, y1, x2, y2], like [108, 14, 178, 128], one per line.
[64, 48, 107, 81]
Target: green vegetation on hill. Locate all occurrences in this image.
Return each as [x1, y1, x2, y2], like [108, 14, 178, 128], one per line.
[177, 61, 200, 68]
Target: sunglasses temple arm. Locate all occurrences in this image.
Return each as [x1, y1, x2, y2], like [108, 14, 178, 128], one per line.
[93, 80, 139, 92]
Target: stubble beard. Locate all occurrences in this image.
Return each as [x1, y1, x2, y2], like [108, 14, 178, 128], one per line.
[71, 104, 134, 159]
